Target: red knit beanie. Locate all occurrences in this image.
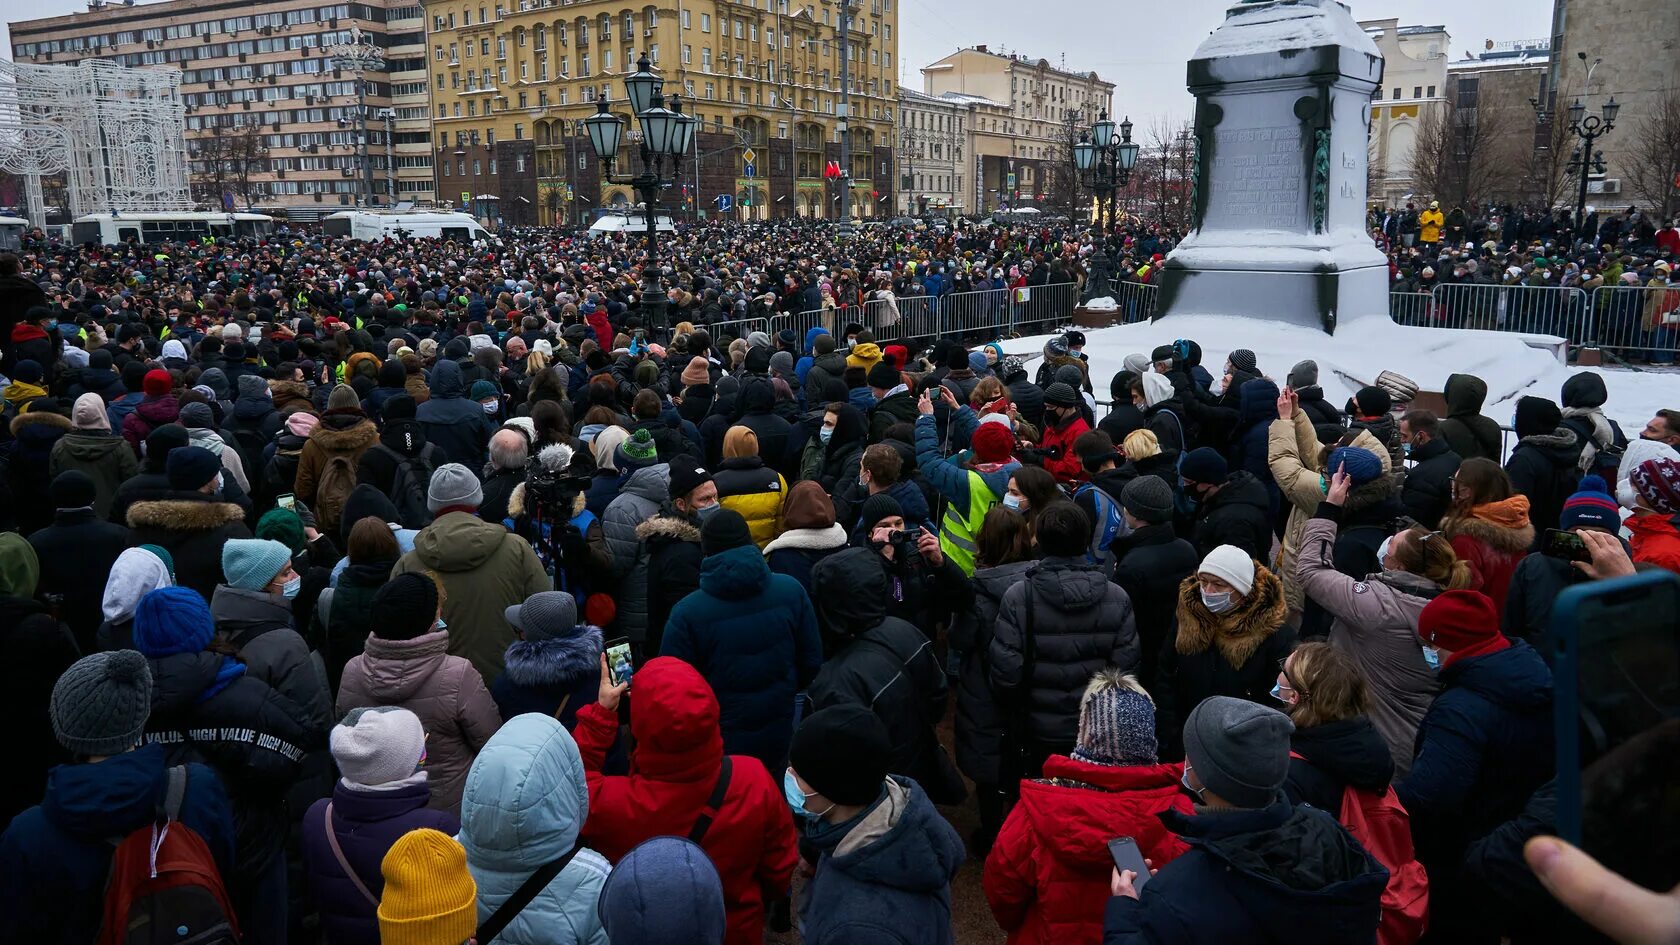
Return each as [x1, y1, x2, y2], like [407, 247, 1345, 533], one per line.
[1418, 590, 1500, 653]
[143, 369, 173, 397]
[971, 422, 1014, 465]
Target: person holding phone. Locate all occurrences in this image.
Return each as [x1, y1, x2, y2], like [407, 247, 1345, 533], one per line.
[1502, 476, 1625, 650]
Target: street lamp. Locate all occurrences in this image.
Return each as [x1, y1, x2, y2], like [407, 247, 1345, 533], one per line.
[1566, 95, 1617, 240]
[585, 53, 693, 335]
[1073, 109, 1138, 232]
[329, 26, 385, 208]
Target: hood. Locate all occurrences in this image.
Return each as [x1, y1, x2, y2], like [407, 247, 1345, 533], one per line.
[58, 430, 126, 461]
[341, 484, 403, 542]
[1027, 558, 1115, 612]
[147, 650, 232, 714]
[11, 410, 71, 443]
[804, 326, 830, 353]
[1238, 378, 1280, 427]
[811, 547, 889, 638]
[972, 560, 1037, 604]
[1518, 426, 1583, 462]
[762, 522, 848, 556]
[358, 630, 452, 702]
[696, 543, 774, 600]
[209, 584, 294, 636]
[819, 778, 963, 892]
[1170, 800, 1388, 943]
[310, 415, 378, 450]
[1174, 568, 1287, 665]
[1444, 639, 1553, 711]
[126, 496, 246, 532]
[198, 369, 231, 400]
[502, 625, 603, 688]
[628, 657, 725, 781]
[412, 510, 515, 571]
[379, 417, 430, 455]
[430, 359, 466, 399]
[1561, 372, 1608, 409]
[1017, 756, 1187, 866]
[617, 463, 671, 504]
[103, 547, 174, 622]
[635, 513, 701, 548]
[378, 360, 409, 388]
[1139, 371, 1173, 408]
[1210, 470, 1273, 513]
[1451, 504, 1536, 553]
[460, 713, 590, 871]
[1289, 717, 1394, 793]
[781, 481, 838, 530]
[40, 743, 179, 840]
[134, 395, 181, 425]
[1443, 373, 1488, 415]
[739, 377, 776, 415]
[232, 394, 274, 421]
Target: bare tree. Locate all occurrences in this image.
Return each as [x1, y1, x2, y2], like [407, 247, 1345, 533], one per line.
[189, 121, 269, 210]
[1410, 99, 1516, 208]
[1525, 108, 1575, 210]
[227, 124, 270, 211]
[1623, 87, 1680, 218]
[1046, 109, 1082, 218]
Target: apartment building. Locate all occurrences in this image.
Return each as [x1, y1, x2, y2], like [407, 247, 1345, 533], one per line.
[1361, 19, 1451, 207]
[895, 88, 966, 215]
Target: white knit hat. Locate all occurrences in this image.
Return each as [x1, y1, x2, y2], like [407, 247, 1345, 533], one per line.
[331, 707, 427, 787]
[1198, 544, 1256, 597]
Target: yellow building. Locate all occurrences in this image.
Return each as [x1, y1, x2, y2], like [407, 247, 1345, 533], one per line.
[424, 0, 900, 223]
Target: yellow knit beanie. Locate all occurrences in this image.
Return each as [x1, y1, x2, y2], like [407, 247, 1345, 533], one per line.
[378, 829, 478, 945]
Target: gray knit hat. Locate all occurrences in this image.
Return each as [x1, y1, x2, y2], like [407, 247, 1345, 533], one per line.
[1121, 475, 1174, 524]
[427, 463, 484, 512]
[504, 591, 580, 643]
[51, 651, 153, 756]
[1183, 696, 1294, 808]
[1228, 348, 1258, 375]
[1072, 670, 1158, 766]
[1043, 382, 1079, 408]
[769, 350, 795, 378]
[1288, 359, 1320, 389]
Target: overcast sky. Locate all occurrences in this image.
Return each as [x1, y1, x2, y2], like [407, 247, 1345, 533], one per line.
[6, 0, 1554, 122]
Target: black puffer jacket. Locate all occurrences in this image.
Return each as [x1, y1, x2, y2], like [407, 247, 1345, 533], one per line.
[1113, 522, 1200, 693]
[807, 548, 963, 804]
[125, 494, 254, 600]
[988, 556, 1140, 751]
[1438, 373, 1503, 462]
[1004, 363, 1046, 431]
[1399, 436, 1460, 529]
[1504, 427, 1582, 541]
[951, 559, 1034, 786]
[1190, 470, 1274, 562]
[638, 513, 702, 658]
[1285, 715, 1396, 813]
[1295, 386, 1345, 444]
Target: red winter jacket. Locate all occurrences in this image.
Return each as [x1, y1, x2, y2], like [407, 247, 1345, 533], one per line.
[1038, 414, 1091, 485]
[1628, 512, 1680, 575]
[586, 309, 614, 349]
[983, 754, 1191, 945]
[575, 657, 798, 945]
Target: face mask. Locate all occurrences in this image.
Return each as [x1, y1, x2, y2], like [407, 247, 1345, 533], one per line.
[1421, 645, 1441, 670]
[819, 427, 834, 444]
[1376, 536, 1394, 568]
[45, 320, 58, 332]
[213, 473, 225, 494]
[1003, 493, 1023, 511]
[694, 502, 722, 522]
[1270, 681, 1283, 702]
[1180, 764, 1207, 804]
[481, 401, 498, 414]
[435, 617, 448, 631]
[783, 770, 834, 819]
[1201, 589, 1236, 613]
[280, 576, 302, 599]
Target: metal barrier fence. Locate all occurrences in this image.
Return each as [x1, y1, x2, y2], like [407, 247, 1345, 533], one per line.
[1426, 283, 1590, 337]
[1388, 292, 1434, 326]
[1112, 281, 1159, 324]
[702, 316, 772, 343]
[1589, 285, 1680, 360]
[760, 282, 1083, 347]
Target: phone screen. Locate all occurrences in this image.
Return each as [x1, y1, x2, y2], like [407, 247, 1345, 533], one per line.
[1107, 837, 1151, 894]
[276, 493, 295, 510]
[1542, 528, 1590, 563]
[1552, 571, 1680, 845]
[605, 637, 634, 687]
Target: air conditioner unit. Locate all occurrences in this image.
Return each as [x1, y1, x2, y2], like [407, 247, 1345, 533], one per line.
[268, 75, 277, 84]
[273, 121, 282, 130]
[239, 52, 248, 62]
[208, 80, 218, 88]
[343, 167, 354, 176]
[644, 28, 654, 37]
[203, 35, 212, 43]
[260, 26, 273, 35]
[314, 192, 324, 201]
[277, 169, 286, 178]
[1588, 178, 1621, 195]
[146, 40, 156, 48]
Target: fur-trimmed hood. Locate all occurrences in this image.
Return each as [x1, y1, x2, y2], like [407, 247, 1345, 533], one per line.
[1342, 470, 1398, 514]
[502, 624, 604, 688]
[307, 415, 378, 450]
[1174, 566, 1288, 666]
[126, 496, 247, 531]
[10, 409, 72, 438]
[1446, 514, 1536, 554]
[635, 513, 701, 544]
[762, 522, 849, 555]
[506, 482, 587, 521]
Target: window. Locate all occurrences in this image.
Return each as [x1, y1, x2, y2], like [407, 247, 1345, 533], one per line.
[518, 91, 527, 106]
[1391, 86, 1400, 99]
[1426, 85, 1435, 97]
[1413, 86, 1422, 98]
[515, 122, 523, 139]
[520, 62, 527, 79]
[435, 45, 445, 60]
[489, 159, 496, 174]
[702, 47, 711, 70]
[750, 23, 757, 41]
[777, 119, 788, 138]
[701, 14, 710, 32]
[734, 20, 743, 38]
[683, 45, 691, 63]
[603, 49, 612, 70]
[497, 37, 506, 58]
[681, 9, 690, 28]
[580, 54, 589, 75]
[649, 44, 658, 64]
[705, 81, 714, 99]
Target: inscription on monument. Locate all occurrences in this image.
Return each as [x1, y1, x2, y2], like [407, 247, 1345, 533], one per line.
[1207, 125, 1303, 229]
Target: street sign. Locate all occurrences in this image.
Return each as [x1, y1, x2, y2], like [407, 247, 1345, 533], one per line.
[744, 162, 756, 178]
[742, 148, 757, 165]
[824, 160, 841, 179]
[717, 194, 733, 212]
[1006, 172, 1016, 190]
[460, 191, 471, 204]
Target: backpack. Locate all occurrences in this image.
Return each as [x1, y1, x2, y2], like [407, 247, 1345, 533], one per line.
[379, 445, 437, 530]
[314, 454, 359, 537]
[1306, 759, 1429, 945]
[99, 766, 240, 945]
[1075, 482, 1128, 563]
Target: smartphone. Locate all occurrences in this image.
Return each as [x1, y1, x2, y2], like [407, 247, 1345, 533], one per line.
[276, 493, 295, 511]
[1541, 528, 1591, 564]
[1551, 571, 1680, 845]
[604, 636, 634, 687]
[1107, 837, 1151, 894]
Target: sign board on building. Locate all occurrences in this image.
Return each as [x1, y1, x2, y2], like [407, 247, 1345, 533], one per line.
[744, 163, 756, 178]
[717, 194, 733, 212]
[1006, 172, 1016, 190]
[461, 191, 471, 204]
[742, 148, 757, 165]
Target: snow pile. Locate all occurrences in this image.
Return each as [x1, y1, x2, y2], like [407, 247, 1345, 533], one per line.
[1082, 297, 1118, 311]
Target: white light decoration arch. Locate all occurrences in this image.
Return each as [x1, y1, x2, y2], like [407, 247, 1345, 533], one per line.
[0, 58, 191, 225]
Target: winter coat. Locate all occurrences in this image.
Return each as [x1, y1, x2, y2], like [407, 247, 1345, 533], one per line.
[6, 410, 71, 533]
[1438, 374, 1502, 462]
[1627, 513, 1680, 575]
[1500, 549, 1610, 652]
[637, 514, 702, 658]
[210, 585, 334, 732]
[990, 557, 1141, 751]
[1189, 470, 1275, 563]
[1037, 413, 1093, 484]
[1112, 523, 1200, 692]
[458, 714, 611, 945]
[1398, 641, 1554, 870]
[300, 780, 459, 945]
[1400, 436, 1460, 529]
[0, 745, 236, 945]
[1444, 506, 1534, 625]
[355, 420, 447, 515]
[986, 754, 1190, 945]
[317, 558, 392, 692]
[1296, 512, 1441, 776]
[27, 507, 130, 648]
[392, 510, 550, 682]
[294, 413, 379, 514]
[478, 466, 524, 526]
[799, 777, 965, 945]
[1504, 427, 1582, 541]
[763, 522, 850, 594]
[126, 494, 253, 600]
[574, 658, 797, 945]
[490, 624, 601, 729]
[1295, 386, 1345, 444]
[1285, 716, 1396, 814]
[1270, 409, 1393, 612]
[735, 382, 795, 474]
[1157, 567, 1295, 757]
[601, 463, 671, 647]
[336, 630, 503, 814]
[417, 360, 495, 469]
[0, 594, 80, 829]
[48, 430, 138, 519]
[1101, 798, 1388, 945]
[951, 559, 1035, 787]
[661, 544, 823, 776]
[870, 390, 921, 444]
[713, 455, 786, 548]
[120, 394, 180, 456]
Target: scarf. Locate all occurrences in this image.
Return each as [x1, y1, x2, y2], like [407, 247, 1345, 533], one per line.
[1444, 633, 1511, 669]
[1471, 495, 1532, 530]
[196, 656, 247, 704]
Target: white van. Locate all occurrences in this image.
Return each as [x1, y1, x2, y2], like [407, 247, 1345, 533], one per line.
[321, 210, 490, 242]
[0, 216, 28, 252]
[587, 210, 676, 237]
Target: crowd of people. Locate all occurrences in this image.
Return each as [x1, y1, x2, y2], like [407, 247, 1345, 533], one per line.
[0, 208, 1676, 945]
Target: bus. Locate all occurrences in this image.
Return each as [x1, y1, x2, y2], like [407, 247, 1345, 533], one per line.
[0, 216, 28, 252]
[321, 210, 490, 242]
[70, 212, 275, 245]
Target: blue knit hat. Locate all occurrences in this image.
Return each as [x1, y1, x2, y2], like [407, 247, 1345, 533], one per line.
[598, 837, 725, 945]
[1327, 446, 1383, 485]
[132, 586, 215, 657]
[221, 538, 294, 591]
[1560, 474, 1620, 531]
[1073, 670, 1159, 766]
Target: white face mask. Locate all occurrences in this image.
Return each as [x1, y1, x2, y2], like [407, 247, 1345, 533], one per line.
[1003, 493, 1024, 511]
[1376, 536, 1394, 569]
[1201, 589, 1236, 613]
[481, 401, 498, 414]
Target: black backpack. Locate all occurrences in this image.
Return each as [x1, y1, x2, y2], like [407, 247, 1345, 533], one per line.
[370, 443, 435, 529]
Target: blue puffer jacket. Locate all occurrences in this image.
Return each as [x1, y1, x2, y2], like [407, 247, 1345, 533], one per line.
[418, 360, 495, 469]
[800, 777, 965, 945]
[459, 714, 611, 945]
[0, 744, 236, 945]
[601, 463, 670, 648]
[660, 543, 823, 776]
[1234, 378, 1282, 520]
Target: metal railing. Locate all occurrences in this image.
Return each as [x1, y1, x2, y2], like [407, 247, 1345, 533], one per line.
[1388, 292, 1434, 326]
[701, 316, 771, 343]
[1588, 285, 1680, 361]
[1112, 281, 1160, 325]
[1425, 283, 1590, 337]
[761, 282, 1085, 347]
[1381, 283, 1680, 362]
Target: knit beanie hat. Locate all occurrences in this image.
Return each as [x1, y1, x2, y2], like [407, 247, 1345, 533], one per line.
[598, 837, 727, 945]
[866, 361, 900, 391]
[468, 379, 499, 403]
[1418, 589, 1500, 651]
[1514, 396, 1562, 438]
[178, 401, 214, 430]
[1353, 386, 1393, 417]
[618, 428, 660, 467]
[1121, 475, 1174, 524]
[681, 356, 711, 387]
[858, 492, 904, 533]
[1227, 349, 1258, 375]
[427, 463, 484, 512]
[1287, 359, 1320, 388]
[132, 586, 216, 657]
[970, 421, 1014, 464]
[50, 469, 98, 510]
[237, 374, 268, 399]
[1560, 474, 1621, 530]
[143, 369, 173, 397]
[286, 411, 321, 437]
[140, 543, 175, 579]
[72, 392, 111, 431]
[378, 829, 478, 945]
[51, 650, 153, 756]
[635, 359, 660, 387]
[790, 704, 891, 806]
[1072, 670, 1158, 766]
[1631, 457, 1680, 514]
[221, 538, 293, 591]
[382, 393, 417, 423]
[769, 350, 796, 379]
[700, 507, 753, 556]
[1326, 446, 1383, 485]
[321, 384, 356, 412]
[1044, 382, 1079, 408]
[372, 573, 441, 641]
[1054, 363, 1086, 389]
[505, 591, 580, 643]
[1183, 696, 1294, 808]
[332, 706, 427, 787]
[166, 445, 222, 490]
[1179, 447, 1228, 486]
[1198, 544, 1256, 596]
[667, 454, 713, 503]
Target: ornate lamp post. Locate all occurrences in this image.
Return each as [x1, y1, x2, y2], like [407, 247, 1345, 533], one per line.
[329, 26, 385, 208]
[585, 53, 696, 334]
[1565, 95, 1618, 239]
[1072, 110, 1139, 233]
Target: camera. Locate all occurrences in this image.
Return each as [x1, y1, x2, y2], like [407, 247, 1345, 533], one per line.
[886, 529, 923, 567]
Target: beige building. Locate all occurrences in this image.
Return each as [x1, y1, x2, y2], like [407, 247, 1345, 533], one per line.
[1362, 19, 1451, 207]
[1446, 40, 1552, 205]
[920, 45, 1112, 214]
[9, 0, 429, 220]
[895, 88, 966, 215]
[423, 0, 900, 224]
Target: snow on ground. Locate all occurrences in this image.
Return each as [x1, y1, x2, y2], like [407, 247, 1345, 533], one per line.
[1011, 313, 1676, 435]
